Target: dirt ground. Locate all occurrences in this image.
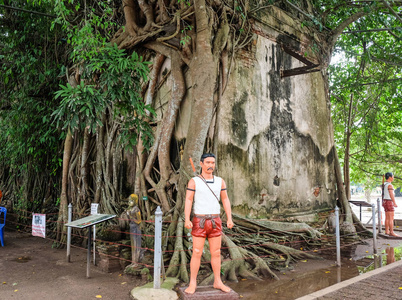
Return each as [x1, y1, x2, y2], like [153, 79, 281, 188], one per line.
[0, 230, 143, 300]
[2, 228, 400, 300]
[0, 228, 340, 300]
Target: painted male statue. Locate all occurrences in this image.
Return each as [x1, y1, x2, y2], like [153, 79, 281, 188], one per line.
[184, 153, 234, 294]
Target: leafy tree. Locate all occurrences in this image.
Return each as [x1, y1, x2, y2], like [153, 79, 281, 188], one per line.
[47, 0, 155, 242]
[329, 0, 402, 198]
[0, 0, 64, 214]
[52, 44, 153, 148]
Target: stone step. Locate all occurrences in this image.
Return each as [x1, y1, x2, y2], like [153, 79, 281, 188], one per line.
[178, 286, 239, 300]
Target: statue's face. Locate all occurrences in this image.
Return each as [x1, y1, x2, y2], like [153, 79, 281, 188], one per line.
[200, 157, 215, 174]
[129, 194, 138, 206]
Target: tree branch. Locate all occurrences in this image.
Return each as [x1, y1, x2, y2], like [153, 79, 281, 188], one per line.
[0, 4, 56, 18]
[138, 0, 155, 32]
[342, 27, 402, 33]
[330, 11, 368, 48]
[285, 0, 330, 31]
[194, 0, 212, 52]
[381, 0, 402, 23]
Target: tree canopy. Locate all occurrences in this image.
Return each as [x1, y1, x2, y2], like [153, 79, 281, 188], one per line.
[328, 0, 402, 192]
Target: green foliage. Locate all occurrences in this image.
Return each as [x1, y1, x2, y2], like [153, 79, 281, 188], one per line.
[0, 1, 63, 175]
[52, 43, 155, 149]
[329, 3, 402, 185]
[51, 0, 120, 61]
[180, 25, 193, 46]
[49, 0, 155, 149]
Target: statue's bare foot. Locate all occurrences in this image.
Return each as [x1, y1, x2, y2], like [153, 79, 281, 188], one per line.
[213, 282, 231, 293]
[184, 285, 197, 294]
[389, 232, 400, 237]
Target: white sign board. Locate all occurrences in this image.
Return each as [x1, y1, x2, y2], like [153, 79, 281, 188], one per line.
[32, 213, 46, 238]
[91, 203, 99, 215]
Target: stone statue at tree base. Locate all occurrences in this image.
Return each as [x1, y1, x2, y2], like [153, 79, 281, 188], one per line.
[119, 194, 142, 271]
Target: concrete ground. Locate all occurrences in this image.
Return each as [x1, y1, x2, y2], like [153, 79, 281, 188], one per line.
[296, 257, 402, 300]
[297, 192, 402, 300]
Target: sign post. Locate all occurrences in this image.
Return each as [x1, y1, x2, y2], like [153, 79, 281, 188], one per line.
[91, 203, 99, 265]
[67, 203, 72, 262]
[153, 206, 162, 288]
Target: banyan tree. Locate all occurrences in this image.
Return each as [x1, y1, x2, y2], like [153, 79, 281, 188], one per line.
[3, 0, 397, 283]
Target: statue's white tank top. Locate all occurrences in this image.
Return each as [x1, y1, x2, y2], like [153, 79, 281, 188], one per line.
[193, 176, 222, 215]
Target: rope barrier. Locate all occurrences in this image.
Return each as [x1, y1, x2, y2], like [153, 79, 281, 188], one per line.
[2, 223, 374, 270]
[4, 207, 381, 271]
[7, 211, 372, 241]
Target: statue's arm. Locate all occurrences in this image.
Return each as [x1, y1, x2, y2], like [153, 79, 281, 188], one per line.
[119, 212, 129, 229]
[221, 179, 234, 229]
[134, 209, 142, 225]
[184, 178, 195, 229]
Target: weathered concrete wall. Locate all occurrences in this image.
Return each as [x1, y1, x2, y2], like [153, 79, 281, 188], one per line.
[153, 6, 337, 220]
[216, 35, 336, 220]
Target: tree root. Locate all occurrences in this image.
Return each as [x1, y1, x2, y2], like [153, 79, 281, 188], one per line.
[176, 213, 325, 285]
[166, 219, 188, 282]
[260, 242, 321, 261]
[352, 210, 373, 237]
[199, 233, 274, 286]
[232, 213, 322, 239]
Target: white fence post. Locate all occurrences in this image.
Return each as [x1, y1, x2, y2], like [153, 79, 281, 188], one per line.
[377, 198, 382, 234]
[153, 206, 163, 289]
[335, 206, 341, 267]
[67, 203, 72, 262]
[372, 203, 377, 254]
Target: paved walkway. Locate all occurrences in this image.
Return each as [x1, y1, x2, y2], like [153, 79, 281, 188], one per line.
[297, 259, 402, 300]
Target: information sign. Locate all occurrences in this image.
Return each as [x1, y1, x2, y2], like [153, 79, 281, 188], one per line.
[91, 203, 99, 215]
[65, 214, 115, 229]
[32, 213, 46, 238]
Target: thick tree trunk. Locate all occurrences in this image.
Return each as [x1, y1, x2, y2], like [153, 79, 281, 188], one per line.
[56, 128, 73, 242]
[344, 93, 353, 200]
[334, 146, 356, 235]
[94, 120, 105, 204]
[79, 127, 90, 207]
[181, 0, 218, 165]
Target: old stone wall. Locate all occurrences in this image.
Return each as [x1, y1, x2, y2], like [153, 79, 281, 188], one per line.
[217, 35, 336, 220]
[152, 6, 337, 220]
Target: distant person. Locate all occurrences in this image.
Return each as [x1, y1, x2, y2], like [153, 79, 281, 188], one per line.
[383, 172, 399, 237]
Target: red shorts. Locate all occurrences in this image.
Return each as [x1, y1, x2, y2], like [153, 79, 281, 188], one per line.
[191, 216, 222, 238]
[383, 200, 395, 212]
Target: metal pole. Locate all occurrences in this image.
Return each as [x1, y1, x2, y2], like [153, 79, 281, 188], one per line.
[93, 226, 96, 265]
[67, 203, 72, 262]
[372, 203, 377, 254]
[335, 206, 341, 267]
[87, 226, 92, 278]
[153, 206, 163, 289]
[91, 203, 99, 265]
[336, 266, 341, 283]
[377, 198, 382, 234]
